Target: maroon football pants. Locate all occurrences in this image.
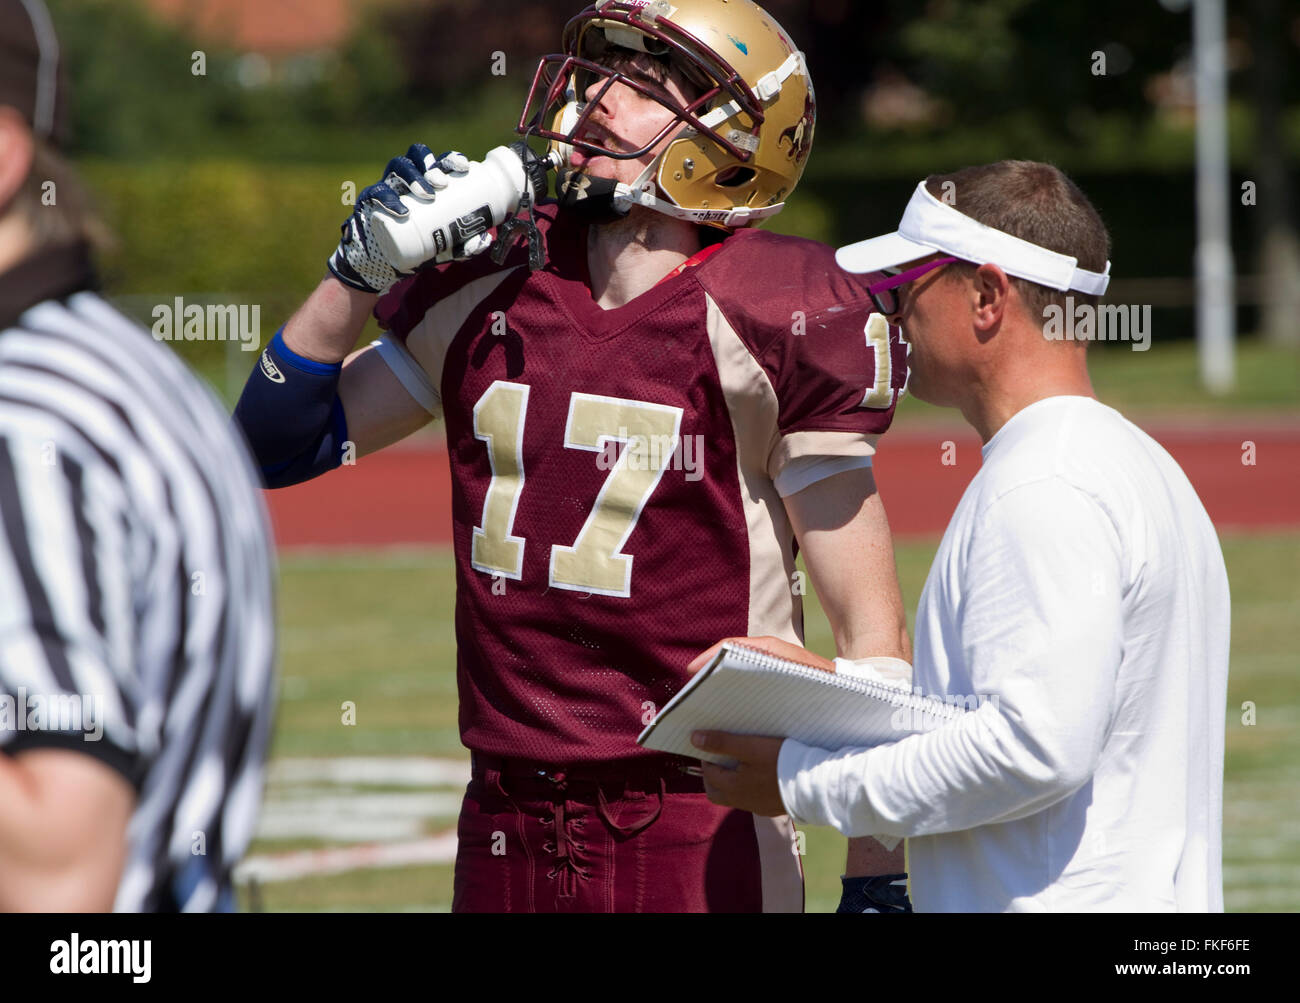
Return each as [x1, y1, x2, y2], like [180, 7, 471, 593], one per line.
[452, 757, 804, 913]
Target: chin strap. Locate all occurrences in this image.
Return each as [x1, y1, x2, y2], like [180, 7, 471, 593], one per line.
[612, 174, 785, 227]
[563, 159, 781, 228]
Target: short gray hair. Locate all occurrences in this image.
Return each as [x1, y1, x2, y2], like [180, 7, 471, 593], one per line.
[924, 160, 1110, 323]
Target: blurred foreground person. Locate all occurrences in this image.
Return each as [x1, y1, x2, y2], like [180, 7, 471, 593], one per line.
[0, 0, 275, 911]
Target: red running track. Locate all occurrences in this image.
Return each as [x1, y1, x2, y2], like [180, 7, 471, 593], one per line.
[264, 421, 1300, 549]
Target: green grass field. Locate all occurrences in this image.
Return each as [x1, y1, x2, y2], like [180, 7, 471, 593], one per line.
[238, 532, 1300, 913]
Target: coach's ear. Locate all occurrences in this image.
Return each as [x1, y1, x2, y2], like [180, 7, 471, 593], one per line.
[0, 105, 35, 217]
[971, 262, 1011, 334]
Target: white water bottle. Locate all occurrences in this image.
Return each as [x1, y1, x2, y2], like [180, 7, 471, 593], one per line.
[369, 144, 555, 272]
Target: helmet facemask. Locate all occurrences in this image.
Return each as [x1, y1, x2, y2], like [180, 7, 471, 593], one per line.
[518, 7, 764, 168]
[517, 1, 814, 230]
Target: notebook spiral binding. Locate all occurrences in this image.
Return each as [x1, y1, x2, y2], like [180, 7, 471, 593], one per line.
[726, 644, 968, 723]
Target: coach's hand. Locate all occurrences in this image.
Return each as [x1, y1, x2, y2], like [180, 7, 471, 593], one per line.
[686, 635, 835, 676]
[692, 731, 787, 817]
[328, 145, 486, 295]
[687, 637, 831, 816]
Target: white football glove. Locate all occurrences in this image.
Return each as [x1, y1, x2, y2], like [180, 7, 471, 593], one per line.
[328, 145, 490, 295]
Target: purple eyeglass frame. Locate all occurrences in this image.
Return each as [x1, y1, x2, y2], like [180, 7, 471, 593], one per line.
[866, 256, 959, 315]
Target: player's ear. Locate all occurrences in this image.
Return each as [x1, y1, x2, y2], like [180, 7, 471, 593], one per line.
[971, 262, 1010, 333]
[0, 106, 35, 216]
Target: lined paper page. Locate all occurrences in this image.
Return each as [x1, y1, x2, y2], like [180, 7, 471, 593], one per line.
[639, 644, 967, 766]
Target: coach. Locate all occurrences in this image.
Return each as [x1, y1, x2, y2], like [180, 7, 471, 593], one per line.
[694, 160, 1231, 911]
[0, 0, 275, 910]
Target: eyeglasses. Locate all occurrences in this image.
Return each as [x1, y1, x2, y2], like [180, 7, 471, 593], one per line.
[866, 256, 960, 316]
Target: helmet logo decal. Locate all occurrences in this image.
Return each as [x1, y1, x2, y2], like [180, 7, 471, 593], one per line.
[779, 92, 815, 163]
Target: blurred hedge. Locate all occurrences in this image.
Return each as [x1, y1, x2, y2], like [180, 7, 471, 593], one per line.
[85, 160, 372, 367]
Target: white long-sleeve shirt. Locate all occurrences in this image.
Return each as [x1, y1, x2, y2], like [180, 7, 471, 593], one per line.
[778, 396, 1231, 911]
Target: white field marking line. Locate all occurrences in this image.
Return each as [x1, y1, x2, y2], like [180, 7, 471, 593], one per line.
[1225, 773, 1300, 788]
[1224, 796, 1300, 814]
[256, 793, 465, 842]
[1223, 789, 1300, 807]
[249, 756, 470, 851]
[1222, 864, 1300, 884]
[264, 792, 464, 815]
[236, 831, 459, 884]
[1223, 843, 1300, 860]
[1223, 801, 1300, 819]
[265, 756, 470, 787]
[1225, 888, 1300, 909]
[1222, 814, 1300, 836]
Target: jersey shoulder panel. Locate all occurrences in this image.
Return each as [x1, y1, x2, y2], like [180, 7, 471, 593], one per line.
[693, 229, 905, 441]
[694, 229, 876, 346]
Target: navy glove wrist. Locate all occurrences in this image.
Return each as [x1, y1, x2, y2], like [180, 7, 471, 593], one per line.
[328, 161, 418, 295]
[836, 873, 913, 914]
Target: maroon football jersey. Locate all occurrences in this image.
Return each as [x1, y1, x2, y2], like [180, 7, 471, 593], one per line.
[372, 204, 906, 764]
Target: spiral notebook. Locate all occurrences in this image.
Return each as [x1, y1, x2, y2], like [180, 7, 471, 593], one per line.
[637, 643, 968, 767]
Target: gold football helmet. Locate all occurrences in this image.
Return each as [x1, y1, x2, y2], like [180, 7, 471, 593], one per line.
[518, 0, 817, 228]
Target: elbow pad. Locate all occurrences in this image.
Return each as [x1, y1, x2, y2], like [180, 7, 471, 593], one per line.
[233, 328, 350, 488]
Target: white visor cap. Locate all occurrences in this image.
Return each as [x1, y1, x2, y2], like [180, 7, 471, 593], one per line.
[836, 181, 1111, 296]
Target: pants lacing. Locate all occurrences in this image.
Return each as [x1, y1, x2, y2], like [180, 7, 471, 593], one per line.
[538, 773, 667, 895]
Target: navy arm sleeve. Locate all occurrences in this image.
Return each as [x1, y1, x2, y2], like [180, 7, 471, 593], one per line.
[233, 329, 350, 488]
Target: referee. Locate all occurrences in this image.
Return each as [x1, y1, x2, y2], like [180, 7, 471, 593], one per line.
[0, 0, 275, 911]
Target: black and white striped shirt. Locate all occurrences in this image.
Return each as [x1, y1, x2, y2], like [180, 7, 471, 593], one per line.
[0, 244, 275, 911]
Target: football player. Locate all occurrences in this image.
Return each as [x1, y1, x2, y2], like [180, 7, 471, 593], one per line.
[235, 0, 912, 912]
